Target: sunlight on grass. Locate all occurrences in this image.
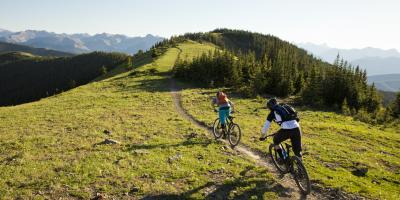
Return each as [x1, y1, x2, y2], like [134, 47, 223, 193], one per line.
[180, 86, 400, 200]
[0, 42, 279, 199]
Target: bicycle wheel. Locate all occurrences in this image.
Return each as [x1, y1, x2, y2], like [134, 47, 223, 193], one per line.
[268, 144, 288, 173]
[212, 118, 223, 139]
[291, 156, 311, 195]
[228, 123, 241, 146]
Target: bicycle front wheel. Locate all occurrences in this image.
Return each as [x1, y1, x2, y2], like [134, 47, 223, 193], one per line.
[228, 123, 241, 146]
[291, 156, 311, 195]
[268, 144, 289, 173]
[212, 118, 223, 139]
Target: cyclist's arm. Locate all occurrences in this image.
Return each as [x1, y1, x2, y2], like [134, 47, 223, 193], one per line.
[211, 98, 218, 111]
[261, 111, 275, 138]
[261, 120, 271, 138]
[229, 100, 235, 112]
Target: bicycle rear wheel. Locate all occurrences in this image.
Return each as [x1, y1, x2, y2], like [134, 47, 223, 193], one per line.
[212, 118, 223, 139]
[228, 123, 241, 146]
[291, 156, 311, 195]
[268, 144, 289, 173]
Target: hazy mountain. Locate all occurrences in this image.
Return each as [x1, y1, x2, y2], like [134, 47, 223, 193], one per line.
[0, 29, 164, 54]
[352, 57, 400, 75]
[368, 74, 400, 92]
[0, 41, 74, 57]
[298, 42, 400, 75]
[0, 28, 13, 38]
[298, 42, 400, 62]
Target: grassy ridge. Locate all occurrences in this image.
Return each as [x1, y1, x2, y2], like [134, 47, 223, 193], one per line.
[174, 41, 400, 199]
[2, 39, 398, 199]
[0, 42, 282, 199]
[0, 41, 74, 57]
[179, 88, 400, 199]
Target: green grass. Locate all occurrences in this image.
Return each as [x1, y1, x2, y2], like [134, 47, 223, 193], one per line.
[179, 87, 400, 200]
[0, 41, 283, 199]
[2, 39, 398, 199]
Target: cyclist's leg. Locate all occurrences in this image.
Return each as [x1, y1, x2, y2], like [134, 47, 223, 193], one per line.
[290, 127, 303, 158]
[273, 129, 290, 159]
[219, 108, 228, 130]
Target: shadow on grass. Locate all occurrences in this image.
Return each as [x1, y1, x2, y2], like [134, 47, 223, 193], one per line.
[141, 167, 302, 200]
[126, 138, 213, 151]
[113, 72, 203, 94]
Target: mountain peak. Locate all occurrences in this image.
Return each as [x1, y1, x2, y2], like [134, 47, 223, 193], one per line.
[0, 29, 164, 54]
[0, 28, 10, 32]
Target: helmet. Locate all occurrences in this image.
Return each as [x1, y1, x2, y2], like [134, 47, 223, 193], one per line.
[266, 98, 277, 110]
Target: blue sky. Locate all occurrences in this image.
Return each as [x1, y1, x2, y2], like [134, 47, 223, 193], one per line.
[1, 0, 399, 50]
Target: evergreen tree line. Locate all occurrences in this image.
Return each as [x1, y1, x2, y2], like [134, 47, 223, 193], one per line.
[153, 28, 397, 121]
[0, 51, 128, 106]
[173, 49, 380, 115]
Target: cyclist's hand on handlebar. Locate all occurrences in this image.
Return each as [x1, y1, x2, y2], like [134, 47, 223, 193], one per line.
[214, 109, 218, 113]
[259, 137, 267, 141]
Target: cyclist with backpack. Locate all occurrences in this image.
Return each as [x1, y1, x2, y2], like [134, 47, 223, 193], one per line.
[259, 98, 302, 162]
[211, 91, 235, 136]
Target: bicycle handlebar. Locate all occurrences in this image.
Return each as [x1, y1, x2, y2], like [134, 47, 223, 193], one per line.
[266, 133, 276, 137]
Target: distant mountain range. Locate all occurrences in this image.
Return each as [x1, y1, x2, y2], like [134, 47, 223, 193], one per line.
[0, 28, 164, 54]
[368, 74, 400, 92]
[297, 42, 400, 75]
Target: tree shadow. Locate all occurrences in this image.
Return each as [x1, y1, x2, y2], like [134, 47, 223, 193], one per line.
[141, 167, 305, 200]
[113, 73, 203, 94]
[126, 138, 213, 152]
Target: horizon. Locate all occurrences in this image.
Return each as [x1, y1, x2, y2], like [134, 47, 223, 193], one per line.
[1, 0, 399, 51]
[2, 27, 400, 53]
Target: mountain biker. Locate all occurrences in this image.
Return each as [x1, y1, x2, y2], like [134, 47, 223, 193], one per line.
[211, 91, 235, 136]
[259, 98, 302, 162]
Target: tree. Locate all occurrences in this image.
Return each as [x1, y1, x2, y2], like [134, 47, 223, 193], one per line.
[342, 98, 351, 115]
[100, 65, 107, 75]
[69, 80, 77, 89]
[390, 92, 400, 118]
[126, 56, 133, 70]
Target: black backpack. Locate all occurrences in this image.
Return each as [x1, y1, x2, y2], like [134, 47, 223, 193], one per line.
[274, 104, 299, 122]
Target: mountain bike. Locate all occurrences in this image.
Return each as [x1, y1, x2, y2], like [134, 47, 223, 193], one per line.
[265, 133, 311, 195]
[212, 109, 241, 147]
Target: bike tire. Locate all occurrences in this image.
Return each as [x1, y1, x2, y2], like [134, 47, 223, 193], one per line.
[228, 123, 241, 147]
[212, 118, 223, 139]
[291, 156, 311, 195]
[268, 144, 289, 173]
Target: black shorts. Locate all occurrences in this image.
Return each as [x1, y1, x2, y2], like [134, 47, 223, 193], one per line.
[273, 128, 302, 157]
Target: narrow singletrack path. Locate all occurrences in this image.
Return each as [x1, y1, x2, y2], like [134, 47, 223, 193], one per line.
[169, 78, 332, 200]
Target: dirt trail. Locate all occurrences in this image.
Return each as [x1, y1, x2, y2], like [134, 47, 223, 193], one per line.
[169, 79, 332, 200]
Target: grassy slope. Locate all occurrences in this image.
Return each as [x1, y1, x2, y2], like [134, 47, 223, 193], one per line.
[0, 41, 74, 57]
[0, 41, 283, 199]
[180, 87, 400, 199]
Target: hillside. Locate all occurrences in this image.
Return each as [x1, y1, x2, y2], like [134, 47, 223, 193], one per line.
[173, 41, 400, 199]
[0, 51, 37, 64]
[0, 52, 128, 106]
[368, 74, 400, 92]
[0, 29, 164, 54]
[0, 41, 284, 199]
[0, 38, 398, 199]
[0, 41, 73, 57]
[177, 29, 381, 118]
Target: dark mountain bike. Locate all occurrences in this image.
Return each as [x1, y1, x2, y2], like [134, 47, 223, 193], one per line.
[212, 110, 241, 147]
[265, 133, 311, 195]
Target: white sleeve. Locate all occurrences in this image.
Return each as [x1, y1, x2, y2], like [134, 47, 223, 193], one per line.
[211, 97, 217, 105]
[261, 120, 271, 137]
